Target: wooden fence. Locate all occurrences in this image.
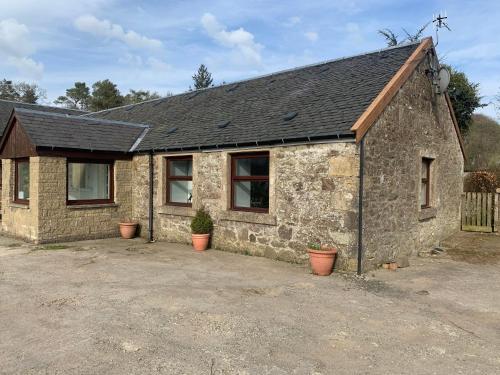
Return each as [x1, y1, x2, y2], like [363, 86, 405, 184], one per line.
[461, 190, 499, 233]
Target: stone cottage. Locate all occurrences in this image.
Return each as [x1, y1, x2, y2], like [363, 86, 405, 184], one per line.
[0, 38, 464, 272]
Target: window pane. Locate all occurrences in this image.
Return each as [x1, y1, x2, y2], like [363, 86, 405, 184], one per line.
[169, 159, 192, 176]
[234, 181, 269, 209]
[235, 157, 269, 176]
[68, 163, 110, 200]
[421, 160, 429, 179]
[169, 181, 192, 204]
[420, 182, 428, 207]
[17, 161, 29, 200]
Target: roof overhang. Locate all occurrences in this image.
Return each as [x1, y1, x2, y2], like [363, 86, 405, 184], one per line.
[350, 37, 433, 142]
[350, 37, 465, 160]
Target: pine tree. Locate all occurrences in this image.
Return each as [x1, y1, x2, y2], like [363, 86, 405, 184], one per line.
[54, 82, 91, 109]
[0, 80, 20, 101]
[192, 64, 213, 90]
[123, 89, 161, 105]
[89, 79, 124, 111]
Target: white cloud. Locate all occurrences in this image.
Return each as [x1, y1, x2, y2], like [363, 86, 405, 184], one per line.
[0, 18, 43, 78]
[74, 15, 163, 51]
[201, 13, 263, 65]
[304, 31, 318, 42]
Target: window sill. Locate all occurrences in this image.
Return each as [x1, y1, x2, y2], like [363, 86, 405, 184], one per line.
[419, 207, 437, 221]
[158, 205, 196, 217]
[10, 203, 29, 209]
[219, 210, 277, 226]
[67, 203, 118, 210]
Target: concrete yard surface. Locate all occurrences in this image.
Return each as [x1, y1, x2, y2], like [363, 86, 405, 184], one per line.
[0, 233, 499, 374]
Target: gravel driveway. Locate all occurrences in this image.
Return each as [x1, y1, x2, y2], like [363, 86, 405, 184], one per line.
[0, 233, 499, 374]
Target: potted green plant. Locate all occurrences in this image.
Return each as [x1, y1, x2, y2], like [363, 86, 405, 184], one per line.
[307, 242, 337, 276]
[119, 219, 138, 239]
[190, 207, 214, 251]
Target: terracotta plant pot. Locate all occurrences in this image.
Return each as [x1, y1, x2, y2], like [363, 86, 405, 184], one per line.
[192, 233, 210, 251]
[308, 248, 337, 276]
[119, 222, 138, 239]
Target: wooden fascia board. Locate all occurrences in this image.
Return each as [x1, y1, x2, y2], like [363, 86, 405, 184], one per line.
[444, 92, 466, 160]
[351, 37, 433, 143]
[0, 109, 17, 153]
[0, 110, 38, 157]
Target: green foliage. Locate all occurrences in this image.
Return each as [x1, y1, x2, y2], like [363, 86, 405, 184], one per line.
[190, 207, 214, 234]
[378, 23, 430, 47]
[0, 79, 46, 103]
[123, 89, 161, 105]
[378, 29, 399, 46]
[307, 242, 321, 250]
[54, 82, 91, 110]
[89, 79, 124, 111]
[191, 64, 213, 90]
[55, 81, 173, 111]
[446, 66, 484, 134]
[0, 79, 19, 101]
[464, 114, 500, 177]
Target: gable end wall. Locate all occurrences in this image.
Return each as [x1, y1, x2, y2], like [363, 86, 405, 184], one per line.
[362, 57, 464, 270]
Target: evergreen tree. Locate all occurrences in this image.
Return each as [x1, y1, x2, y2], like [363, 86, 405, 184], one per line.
[54, 82, 91, 110]
[15, 82, 46, 104]
[89, 79, 124, 111]
[445, 66, 484, 134]
[0, 79, 45, 103]
[123, 89, 161, 105]
[192, 64, 213, 90]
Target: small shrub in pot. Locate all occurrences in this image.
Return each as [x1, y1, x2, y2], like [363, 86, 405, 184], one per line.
[190, 208, 213, 251]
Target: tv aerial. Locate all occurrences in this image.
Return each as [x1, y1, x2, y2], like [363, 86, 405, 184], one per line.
[432, 11, 451, 47]
[424, 11, 452, 94]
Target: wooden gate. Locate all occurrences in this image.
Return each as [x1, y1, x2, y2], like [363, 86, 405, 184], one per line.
[461, 192, 496, 233]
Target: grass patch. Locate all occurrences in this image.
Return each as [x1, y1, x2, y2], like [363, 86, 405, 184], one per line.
[35, 244, 70, 251]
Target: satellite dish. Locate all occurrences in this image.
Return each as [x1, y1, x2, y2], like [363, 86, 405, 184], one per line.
[438, 67, 451, 93]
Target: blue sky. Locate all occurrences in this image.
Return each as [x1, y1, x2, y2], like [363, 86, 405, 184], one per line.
[0, 0, 498, 117]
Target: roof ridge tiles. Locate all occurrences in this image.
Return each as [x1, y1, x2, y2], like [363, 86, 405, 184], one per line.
[85, 40, 422, 116]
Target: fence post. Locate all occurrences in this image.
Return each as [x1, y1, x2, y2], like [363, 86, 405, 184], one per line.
[495, 188, 500, 233]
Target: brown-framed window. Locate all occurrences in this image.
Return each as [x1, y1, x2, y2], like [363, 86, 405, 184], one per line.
[231, 152, 269, 213]
[14, 158, 30, 205]
[166, 156, 193, 206]
[67, 159, 114, 205]
[420, 158, 432, 209]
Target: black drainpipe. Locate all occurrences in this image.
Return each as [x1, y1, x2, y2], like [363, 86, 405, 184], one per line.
[357, 139, 365, 275]
[148, 152, 154, 242]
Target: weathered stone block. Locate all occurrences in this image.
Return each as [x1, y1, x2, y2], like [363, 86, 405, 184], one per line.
[329, 156, 359, 177]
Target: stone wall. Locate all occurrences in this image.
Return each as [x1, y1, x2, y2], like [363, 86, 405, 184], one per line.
[131, 142, 360, 270]
[2, 158, 40, 241]
[362, 59, 464, 269]
[1, 157, 133, 243]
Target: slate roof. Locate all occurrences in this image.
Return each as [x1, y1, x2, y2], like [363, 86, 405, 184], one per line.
[0, 99, 86, 136]
[12, 108, 149, 153]
[86, 41, 420, 152]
